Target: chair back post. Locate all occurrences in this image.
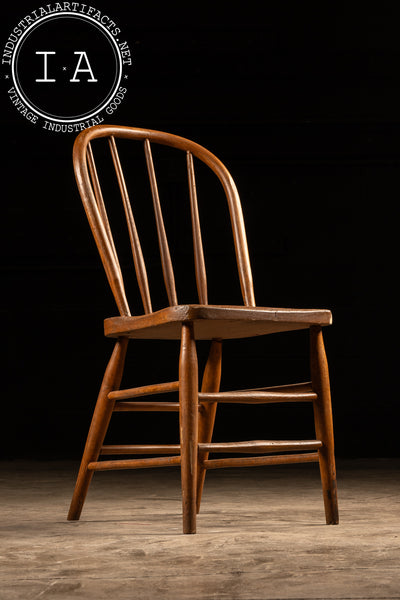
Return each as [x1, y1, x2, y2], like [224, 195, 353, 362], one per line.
[73, 133, 131, 316]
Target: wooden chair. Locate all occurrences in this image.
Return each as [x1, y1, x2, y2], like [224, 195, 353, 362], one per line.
[67, 125, 339, 533]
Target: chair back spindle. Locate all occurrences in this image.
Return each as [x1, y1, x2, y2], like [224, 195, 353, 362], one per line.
[144, 139, 178, 307]
[186, 151, 208, 305]
[108, 136, 153, 314]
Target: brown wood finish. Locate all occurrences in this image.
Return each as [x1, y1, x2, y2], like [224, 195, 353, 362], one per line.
[198, 382, 317, 404]
[144, 138, 178, 307]
[67, 337, 128, 520]
[310, 326, 339, 524]
[198, 440, 322, 453]
[113, 401, 180, 412]
[187, 151, 208, 305]
[109, 136, 152, 314]
[203, 452, 321, 470]
[108, 380, 180, 400]
[88, 456, 181, 471]
[103, 305, 332, 340]
[73, 125, 255, 309]
[179, 323, 198, 534]
[101, 444, 181, 454]
[87, 142, 121, 282]
[68, 124, 339, 533]
[197, 339, 222, 513]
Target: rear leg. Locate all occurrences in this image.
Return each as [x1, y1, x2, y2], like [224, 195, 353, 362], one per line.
[196, 339, 222, 513]
[310, 326, 339, 524]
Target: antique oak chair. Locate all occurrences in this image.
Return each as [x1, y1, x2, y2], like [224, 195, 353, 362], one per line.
[67, 125, 339, 533]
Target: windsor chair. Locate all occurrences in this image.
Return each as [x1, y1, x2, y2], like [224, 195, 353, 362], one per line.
[67, 124, 339, 533]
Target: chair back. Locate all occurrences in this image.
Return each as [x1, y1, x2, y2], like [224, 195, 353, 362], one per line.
[73, 125, 256, 316]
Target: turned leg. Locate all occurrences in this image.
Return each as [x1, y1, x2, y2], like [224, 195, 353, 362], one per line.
[196, 339, 222, 513]
[67, 337, 128, 520]
[179, 323, 198, 534]
[310, 326, 339, 525]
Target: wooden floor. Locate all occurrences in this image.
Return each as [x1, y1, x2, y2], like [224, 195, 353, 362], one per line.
[0, 459, 399, 600]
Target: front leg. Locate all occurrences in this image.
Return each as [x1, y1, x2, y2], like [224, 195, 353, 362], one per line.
[68, 337, 128, 520]
[179, 323, 199, 534]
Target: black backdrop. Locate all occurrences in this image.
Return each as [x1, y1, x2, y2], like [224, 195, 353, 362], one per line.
[2, 1, 398, 460]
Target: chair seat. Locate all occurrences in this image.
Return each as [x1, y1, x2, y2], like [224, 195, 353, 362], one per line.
[104, 304, 332, 340]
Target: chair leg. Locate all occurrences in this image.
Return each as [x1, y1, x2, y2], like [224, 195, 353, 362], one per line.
[67, 337, 128, 521]
[179, 323, 198, 534]
[196, 339, 222, 513]
[310, 326, 339, 525]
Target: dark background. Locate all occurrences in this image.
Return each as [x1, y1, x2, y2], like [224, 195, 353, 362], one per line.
[2, 1, 398, 460]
